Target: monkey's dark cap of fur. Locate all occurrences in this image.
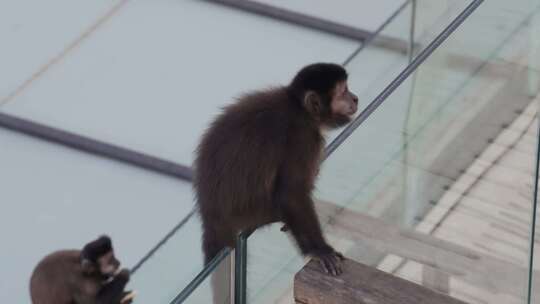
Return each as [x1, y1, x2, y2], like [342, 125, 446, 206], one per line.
[81, 235, 112, 261]
[290, 63, 348, 96]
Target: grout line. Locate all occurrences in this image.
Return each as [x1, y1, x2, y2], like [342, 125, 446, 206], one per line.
[0, 0, 131, 107]
[0, 112, 193, 180]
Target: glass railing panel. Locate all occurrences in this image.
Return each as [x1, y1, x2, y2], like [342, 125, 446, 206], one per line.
[406, 0, 540, 137]
[245, 226, 304, 303]
[128, 212, 207, 303]
[317, 0, 539, 303]
[325, 0, 477, 143]
[169, 249, 233, 304]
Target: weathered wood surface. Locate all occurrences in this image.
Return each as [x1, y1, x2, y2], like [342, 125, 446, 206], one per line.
[314, 200, 539, 299]
[294, 259, 467, 304]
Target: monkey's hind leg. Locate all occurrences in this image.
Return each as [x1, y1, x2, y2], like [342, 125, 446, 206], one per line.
[202, 223, 235, 265]
[202, 225, 235, 304]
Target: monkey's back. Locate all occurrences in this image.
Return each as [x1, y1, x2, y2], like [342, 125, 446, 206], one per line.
[30, 250, 81, 304]
[194, 88, 300, 230]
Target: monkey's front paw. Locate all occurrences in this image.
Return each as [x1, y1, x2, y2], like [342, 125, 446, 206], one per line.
[116, 269, 131, 282]
[121, 290, 136, 304]
[311, 248, 345, 276]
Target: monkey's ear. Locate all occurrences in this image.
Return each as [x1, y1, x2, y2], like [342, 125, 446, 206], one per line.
[81, 259, 96, 274]
[303, 91, 321, 116]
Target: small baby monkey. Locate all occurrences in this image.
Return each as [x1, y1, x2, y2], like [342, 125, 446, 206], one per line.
[30, 235, 136, 304]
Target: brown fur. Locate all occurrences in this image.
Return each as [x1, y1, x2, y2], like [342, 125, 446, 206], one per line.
[194, 63, 358, 275]
[29, 236, 131, 304]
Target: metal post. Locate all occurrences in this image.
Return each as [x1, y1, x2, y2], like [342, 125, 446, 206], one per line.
[169, 248, 232, 304]
[527, 120, 540, 304]
[402, 0, 419, 227]
[408, 0, 417, 63]
[234, 232, 248, 304]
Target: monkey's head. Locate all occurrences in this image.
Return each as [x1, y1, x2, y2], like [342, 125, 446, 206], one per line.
[81, 235, 121, 279]
[289, 63, 358, 128]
